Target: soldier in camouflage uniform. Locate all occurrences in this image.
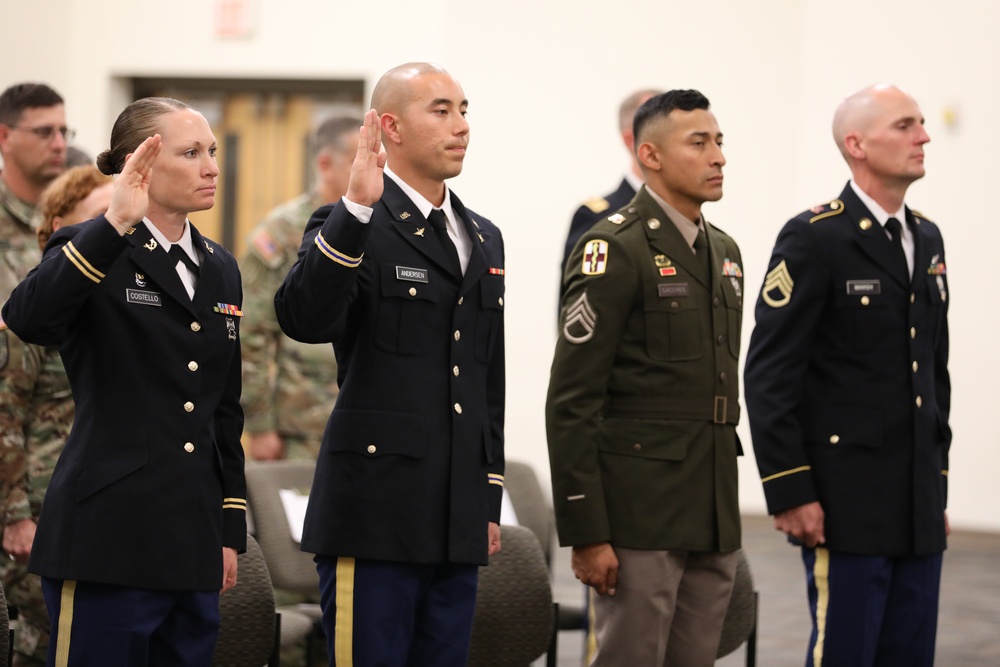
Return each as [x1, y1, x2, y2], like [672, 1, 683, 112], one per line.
[0, 83, 70, 667]
[240, 115, 360, 462]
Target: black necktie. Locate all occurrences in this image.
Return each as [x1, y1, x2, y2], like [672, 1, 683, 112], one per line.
[885, 217, 907, 274]
[693, 228, 710, 280]
[427, 209, 461, 275]
[169, 244, 200, 277]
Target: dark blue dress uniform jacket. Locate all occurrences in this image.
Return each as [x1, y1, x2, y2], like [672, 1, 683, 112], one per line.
[745, 183, 950, 556]
[1, 216, 247, 590]
[274, 176, 505, 566]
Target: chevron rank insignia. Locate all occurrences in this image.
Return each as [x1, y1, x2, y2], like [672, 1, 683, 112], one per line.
[762, 259, 794, 308]
[562, 291, 597, 344]
[582, 240, 609, 275]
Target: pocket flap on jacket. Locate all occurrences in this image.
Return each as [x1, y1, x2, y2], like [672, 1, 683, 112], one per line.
[597, 417, 690, 461]
[327, 409, 426, 458]
[805, 406, 883, 448]
[75, 445, 148, 502]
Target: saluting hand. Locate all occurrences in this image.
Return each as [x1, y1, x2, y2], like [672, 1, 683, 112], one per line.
[105, 134, 162, 235]
[344, 109, 387, 208]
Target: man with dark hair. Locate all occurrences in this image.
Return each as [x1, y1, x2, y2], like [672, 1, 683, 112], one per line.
[240, 115, 360, 463]
[547, 89, 743, 666]
[745, 84, 949, 667]
[560, 88, 662, 276]
[0, 81, 68, 667]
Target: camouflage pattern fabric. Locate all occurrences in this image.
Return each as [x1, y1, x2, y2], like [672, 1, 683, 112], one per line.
[240, 193, 339, 459]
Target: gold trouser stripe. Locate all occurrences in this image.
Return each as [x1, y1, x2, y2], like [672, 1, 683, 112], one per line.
[585, 586, 597, 664]
[761, 465, 812, 484]
[335, 557, 355, 666]
[55, 580, 77, 667]
[812, 547, 830, 667]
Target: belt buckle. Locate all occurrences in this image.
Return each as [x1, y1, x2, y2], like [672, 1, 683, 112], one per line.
[713, 396, 727, 424]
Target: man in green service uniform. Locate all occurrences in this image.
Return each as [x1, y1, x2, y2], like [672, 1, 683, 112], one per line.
[240, 115, 359, 461]
[546, 89, 743, 667]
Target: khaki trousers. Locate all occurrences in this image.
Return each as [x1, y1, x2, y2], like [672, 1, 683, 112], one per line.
[590, 548, 737, 667]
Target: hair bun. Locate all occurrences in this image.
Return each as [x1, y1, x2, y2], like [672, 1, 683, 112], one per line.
[95, 149, 116, 175]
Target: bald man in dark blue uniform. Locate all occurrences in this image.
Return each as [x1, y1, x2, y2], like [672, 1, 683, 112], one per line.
[745, 84, 950, 667]
[275, 63, 505, 667]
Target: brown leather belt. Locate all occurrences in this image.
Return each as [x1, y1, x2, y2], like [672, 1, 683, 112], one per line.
[606, 395, 739, 425]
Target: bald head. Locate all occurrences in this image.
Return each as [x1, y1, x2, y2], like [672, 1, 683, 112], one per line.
[371, 62, 451, 116]
[619, 89, 664, 133]
[833, 84, 915, 160]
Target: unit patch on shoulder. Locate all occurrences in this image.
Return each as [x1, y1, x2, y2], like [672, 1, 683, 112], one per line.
[562, 290, 597, 344]
[582, 240, 609, 275]
[809, 199, 844, 224]
[584, 197, 611, 214]
[762, 259, 794, 308]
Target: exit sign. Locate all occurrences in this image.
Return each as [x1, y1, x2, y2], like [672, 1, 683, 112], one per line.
[214, 0, 256, 38]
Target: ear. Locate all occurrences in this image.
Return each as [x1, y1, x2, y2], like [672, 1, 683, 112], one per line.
[621, 128, 636, 154]
[844, 133, 865, 160]
[0, 123, 11, 145]
[636, 140, 661, 172]
[315, 151, 333, 172]
[51, 216, 64, 233]
[381, 113, 402, 146]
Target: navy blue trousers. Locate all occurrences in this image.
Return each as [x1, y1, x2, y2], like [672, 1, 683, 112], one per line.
[42, 578, 219, 667]
[315, 556, 478, 667]
[801, 547, 942, 667]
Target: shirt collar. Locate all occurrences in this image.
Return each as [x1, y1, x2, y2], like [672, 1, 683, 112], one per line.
[643, 185, 703, 250]
[850, 179, 906, 228]
[384, 165, 456, 224]
[143, 218, 199, 265]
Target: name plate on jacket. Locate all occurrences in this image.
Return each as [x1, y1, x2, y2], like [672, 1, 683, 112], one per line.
[396, 266, 429, 283]
[126, 289, 162, 306]
[845, 280, 881, 295]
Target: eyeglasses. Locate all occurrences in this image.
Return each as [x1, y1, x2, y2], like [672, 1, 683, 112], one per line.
[10, 125, 76, 142]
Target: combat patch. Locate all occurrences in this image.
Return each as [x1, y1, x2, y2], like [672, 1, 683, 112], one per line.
[582, 240, 609, 276]
[562, 291, 597, 344]
[762, 260, 794, 308]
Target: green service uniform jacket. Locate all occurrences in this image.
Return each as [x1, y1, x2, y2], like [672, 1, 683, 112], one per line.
[546, 187, 743, 553]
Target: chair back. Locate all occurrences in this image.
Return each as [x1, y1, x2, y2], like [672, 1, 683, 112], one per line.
[716, 548, 758, 660]
[502, 461, 556, 565]
[468, 524, 555, 667]
[245, 460, 320, 592]
[212, 534, 277, 667]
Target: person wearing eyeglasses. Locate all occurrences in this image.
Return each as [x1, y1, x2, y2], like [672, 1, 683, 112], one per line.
[0, 84, 71, 298]
[0, 165, 113, 667]
[2, 97, 246, 666]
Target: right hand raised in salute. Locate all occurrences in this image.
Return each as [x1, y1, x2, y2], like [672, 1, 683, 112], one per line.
[345, 109, 387, 208]
[105, 134, 162, 235]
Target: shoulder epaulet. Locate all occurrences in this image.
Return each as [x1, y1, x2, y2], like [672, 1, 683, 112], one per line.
[583, 197, 611, 214]
[911, 209, 934, 224]
[808, 199, 845, 223]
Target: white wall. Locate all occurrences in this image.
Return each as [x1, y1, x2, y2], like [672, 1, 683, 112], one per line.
[3, 0, 997, 531]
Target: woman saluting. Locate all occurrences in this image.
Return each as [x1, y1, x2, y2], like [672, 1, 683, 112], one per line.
[2, 97, 246, 666]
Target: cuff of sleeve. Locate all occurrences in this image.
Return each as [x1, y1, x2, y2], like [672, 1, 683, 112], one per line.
[342, 197, 374, 224]
[762, 467, 818, 515]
